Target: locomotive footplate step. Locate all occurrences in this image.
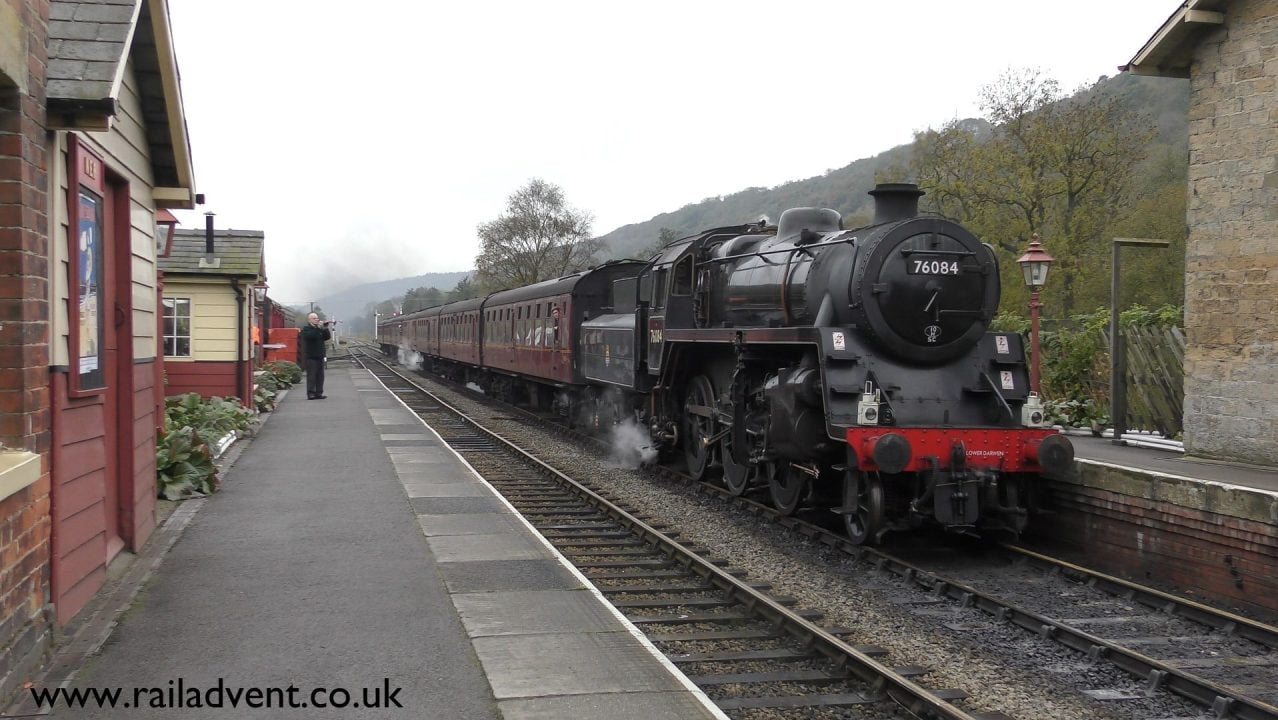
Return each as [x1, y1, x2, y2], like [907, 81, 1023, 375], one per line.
[357, 367, 724, 719]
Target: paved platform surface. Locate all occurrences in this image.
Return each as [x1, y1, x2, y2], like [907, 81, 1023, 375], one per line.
[40, 364, 719, 719]
[1072, 435, 1278, 495]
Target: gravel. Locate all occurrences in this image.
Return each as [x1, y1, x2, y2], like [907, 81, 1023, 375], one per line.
[408, 369, 1211, 720]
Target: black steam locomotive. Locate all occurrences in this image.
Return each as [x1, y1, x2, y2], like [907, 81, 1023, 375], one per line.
[380, 183, 1073, 543]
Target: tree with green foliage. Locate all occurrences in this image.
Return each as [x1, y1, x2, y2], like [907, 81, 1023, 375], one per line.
[446, 276, 485, 302]
[402, 286, 444, 313]
[474, 179, 600, 290]
[637, 227, 680, 259]
[912, 68, 1155, 316]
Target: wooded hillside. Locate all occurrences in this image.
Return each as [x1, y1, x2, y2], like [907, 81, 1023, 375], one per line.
[597, 73, 1190, 319]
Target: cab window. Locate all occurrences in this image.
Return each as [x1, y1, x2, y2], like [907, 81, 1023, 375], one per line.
[653, 268, 668, 310]
[672, 256, 693, 296]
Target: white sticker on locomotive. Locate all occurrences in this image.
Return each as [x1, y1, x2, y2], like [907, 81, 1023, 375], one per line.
[832, 331, 845, 350]
[1000, 370, 1015, 390]
[924, 325, 941, 343]
[996, 335, 1010, 354]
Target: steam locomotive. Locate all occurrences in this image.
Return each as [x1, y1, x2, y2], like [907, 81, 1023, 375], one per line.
[378, 183, 1073, 543]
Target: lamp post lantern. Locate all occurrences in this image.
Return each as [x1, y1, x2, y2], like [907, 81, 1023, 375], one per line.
[1017, 234, 1055, 395]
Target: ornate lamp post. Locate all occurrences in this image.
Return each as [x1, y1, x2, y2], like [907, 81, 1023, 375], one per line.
[1017, 234, 1055, 395]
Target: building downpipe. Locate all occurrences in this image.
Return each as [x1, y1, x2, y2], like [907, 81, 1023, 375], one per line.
[231, 277, 245, 405]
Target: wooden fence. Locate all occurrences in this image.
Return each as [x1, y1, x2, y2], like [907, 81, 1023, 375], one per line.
[1098, 325, 1186, 437]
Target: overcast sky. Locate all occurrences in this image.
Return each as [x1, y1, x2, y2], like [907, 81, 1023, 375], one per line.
[167, 0, 1178, 306]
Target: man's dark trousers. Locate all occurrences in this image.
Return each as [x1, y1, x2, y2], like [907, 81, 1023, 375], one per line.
[306, 357, 325, 398]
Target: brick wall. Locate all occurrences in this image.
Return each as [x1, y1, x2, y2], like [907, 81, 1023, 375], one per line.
[1182, 0, 1278, 465]
[0, 0, 53, 704]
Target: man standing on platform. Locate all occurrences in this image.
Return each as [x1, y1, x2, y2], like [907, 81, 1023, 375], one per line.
[300, 313, 331, 400]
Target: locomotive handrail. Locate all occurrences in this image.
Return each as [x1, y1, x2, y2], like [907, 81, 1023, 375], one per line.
[980, 370, 1016, 420]
[898, 248, 976, 256]
[701, 234, 855, 265]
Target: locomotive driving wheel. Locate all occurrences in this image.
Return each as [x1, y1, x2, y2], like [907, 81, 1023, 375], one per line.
[682, 375, 716, 480]
[843, 469, 884, 545]
[720, 431, 756, 496]
[767, 462, 807, 516]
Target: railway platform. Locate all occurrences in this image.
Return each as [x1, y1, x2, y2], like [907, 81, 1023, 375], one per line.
[1035, 432, 1278, 619]
[20, 363, 721, 719]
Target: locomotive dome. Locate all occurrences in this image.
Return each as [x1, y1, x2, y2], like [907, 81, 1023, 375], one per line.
[776, 207, 841, 242]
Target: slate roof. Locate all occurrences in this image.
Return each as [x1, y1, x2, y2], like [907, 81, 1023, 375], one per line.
[47, 0, 141, 112]
[47, 0, 195, 203]
[160, 229, 264, 279]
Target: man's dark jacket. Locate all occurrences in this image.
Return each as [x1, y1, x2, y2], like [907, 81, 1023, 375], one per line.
[299, 325, 331, 359]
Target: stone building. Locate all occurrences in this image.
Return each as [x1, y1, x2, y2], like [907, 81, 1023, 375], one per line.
[1124, 0, 1278, 465]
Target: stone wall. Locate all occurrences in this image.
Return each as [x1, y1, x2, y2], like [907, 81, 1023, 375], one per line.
[1036, 459, 1278, 619]
[1182, 0, 1278, 465]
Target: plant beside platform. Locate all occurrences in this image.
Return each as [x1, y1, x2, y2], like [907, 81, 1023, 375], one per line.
[156, 393, 257, 500]
[254, 360, 302, 412]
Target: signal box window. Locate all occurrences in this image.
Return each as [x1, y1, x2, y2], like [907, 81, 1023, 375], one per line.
[163, 298, 192, 357]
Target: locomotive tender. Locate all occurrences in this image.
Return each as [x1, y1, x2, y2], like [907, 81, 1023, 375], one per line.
[379, 183, 1073, 544]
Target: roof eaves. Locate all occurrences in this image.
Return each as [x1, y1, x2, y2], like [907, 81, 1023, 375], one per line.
[1120, 0, 1227, 78]
[145, 0, 196, 209]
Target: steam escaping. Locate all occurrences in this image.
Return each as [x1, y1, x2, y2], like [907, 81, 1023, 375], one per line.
[397, 345, 422, 369]
[607, 419, 657, 469]
[465, 382, 485, 394]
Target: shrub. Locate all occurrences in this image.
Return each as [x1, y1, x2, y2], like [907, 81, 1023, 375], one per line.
[263, 360, 302, 385]
[157, 426, 219, 500]
[164, 393, 255, 450]
[253, 381, 277, 413]
[998, 304, 1182, 430]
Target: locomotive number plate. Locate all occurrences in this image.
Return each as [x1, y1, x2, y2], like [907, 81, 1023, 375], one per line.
[908, 257, 961, 275]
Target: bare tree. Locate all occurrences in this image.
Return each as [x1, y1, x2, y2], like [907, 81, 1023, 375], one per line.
[474, 179, 600, 290]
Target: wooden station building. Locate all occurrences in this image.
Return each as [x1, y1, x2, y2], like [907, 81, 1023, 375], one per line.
[159, 228, 265, 404]
[0, 0, 197, 700]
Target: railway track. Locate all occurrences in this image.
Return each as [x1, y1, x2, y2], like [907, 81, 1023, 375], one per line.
[352, 343, 1278, 719]
[353, 350, 1004, 720]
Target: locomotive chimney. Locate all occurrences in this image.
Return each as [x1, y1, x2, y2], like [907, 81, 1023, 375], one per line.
[868, 183, 925, 224]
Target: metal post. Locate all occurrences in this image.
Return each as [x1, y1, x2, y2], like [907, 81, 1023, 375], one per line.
[1029, 290, 1042, 394]
[1109, 238, 1171, 445]
[1110, 242, 1125, 445]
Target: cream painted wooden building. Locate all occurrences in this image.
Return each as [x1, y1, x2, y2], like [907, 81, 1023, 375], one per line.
[158, 229, 265, 404]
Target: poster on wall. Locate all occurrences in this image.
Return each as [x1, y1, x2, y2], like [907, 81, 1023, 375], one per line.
[78, 189, 105, 389]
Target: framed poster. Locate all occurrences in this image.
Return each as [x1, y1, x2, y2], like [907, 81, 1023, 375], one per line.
[67, 136, 108, 394]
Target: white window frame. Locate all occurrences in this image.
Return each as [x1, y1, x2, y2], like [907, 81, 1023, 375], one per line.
[162, 297, 193, 358]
